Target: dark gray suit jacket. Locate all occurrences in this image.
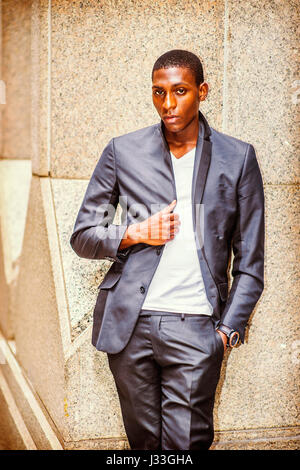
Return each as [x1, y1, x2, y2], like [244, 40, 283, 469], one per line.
[70, 110, 265, 354]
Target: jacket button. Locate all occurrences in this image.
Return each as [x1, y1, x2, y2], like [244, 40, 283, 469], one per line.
[140, 286, 145, 294]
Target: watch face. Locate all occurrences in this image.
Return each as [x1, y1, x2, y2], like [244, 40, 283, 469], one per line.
[229, 331, 239, 347]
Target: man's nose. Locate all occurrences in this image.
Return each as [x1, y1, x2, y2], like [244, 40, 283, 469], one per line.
[163, 92, 176, 111]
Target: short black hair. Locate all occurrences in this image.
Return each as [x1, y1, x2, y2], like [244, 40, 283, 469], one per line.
[152, 49, 204, 87]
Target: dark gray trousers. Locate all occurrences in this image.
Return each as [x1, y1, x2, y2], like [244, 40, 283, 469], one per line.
[107, 310, 224, 450]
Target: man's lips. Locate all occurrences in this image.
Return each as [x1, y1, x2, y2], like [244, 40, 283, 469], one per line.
[163, 115, 180, 122]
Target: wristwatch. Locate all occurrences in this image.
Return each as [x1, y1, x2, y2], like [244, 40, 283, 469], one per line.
[217, 324, 240, 348]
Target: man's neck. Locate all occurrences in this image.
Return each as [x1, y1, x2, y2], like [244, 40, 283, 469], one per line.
[163, 115, 199, 158]
[163, 114, 199, 152]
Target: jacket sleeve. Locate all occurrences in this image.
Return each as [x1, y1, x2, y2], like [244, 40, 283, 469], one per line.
[69, 138, 130, 262]
[219, 144, 265, 343]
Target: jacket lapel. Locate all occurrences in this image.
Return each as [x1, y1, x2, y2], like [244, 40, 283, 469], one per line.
[158, 109, 212, 237]
[191, 111, 212, 208]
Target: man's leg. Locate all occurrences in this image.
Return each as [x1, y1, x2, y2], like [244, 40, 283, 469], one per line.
[152, 314, 224, 450]
[107, 316, 162, 450]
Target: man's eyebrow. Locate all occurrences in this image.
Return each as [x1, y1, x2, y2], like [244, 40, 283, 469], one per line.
[152, 82, 189, 88]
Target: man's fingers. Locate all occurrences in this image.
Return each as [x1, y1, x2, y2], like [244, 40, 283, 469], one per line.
[161, 212, 180, 224]
[161, 199, 177, 214]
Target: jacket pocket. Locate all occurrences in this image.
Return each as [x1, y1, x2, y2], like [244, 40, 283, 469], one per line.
[217, 282, 228, 302]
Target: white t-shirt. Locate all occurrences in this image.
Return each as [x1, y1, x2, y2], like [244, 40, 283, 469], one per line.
[141, 147, 213, 315]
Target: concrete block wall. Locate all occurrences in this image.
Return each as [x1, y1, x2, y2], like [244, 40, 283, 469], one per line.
[0, 0, 299, 449]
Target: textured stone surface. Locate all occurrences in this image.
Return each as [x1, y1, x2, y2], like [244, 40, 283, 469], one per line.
[31, 0, 51, 176]
[1, 0, 31, 159]
[51, 178, 117, 336]
[64, 339, 126, 441]
[14, 176, 67, 439]
[211, 426, 300, 450]
[0, 160, 32, 284]
[50, 0, 225, 179]
[0, 379, 27, 450]
[214, 185, 300, 431]
[64, 438, 129, 450]
[0, 331, 63, 449]
[224, 0, 300, 184]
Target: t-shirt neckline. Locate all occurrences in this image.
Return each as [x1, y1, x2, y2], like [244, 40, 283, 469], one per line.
[170, 146, 196, 160]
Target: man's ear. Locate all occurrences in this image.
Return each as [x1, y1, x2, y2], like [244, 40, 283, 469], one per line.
[199, 82, 209, 102]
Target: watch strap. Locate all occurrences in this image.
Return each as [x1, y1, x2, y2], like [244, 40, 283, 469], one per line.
[217, 324, 240, 348]
[217, 324, 232, 337]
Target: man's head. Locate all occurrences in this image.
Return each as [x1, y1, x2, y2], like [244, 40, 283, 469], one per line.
[151, 49, 208, 133]
[152, 49, 204, 87]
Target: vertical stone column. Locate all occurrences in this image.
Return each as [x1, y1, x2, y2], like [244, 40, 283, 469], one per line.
[0, 0, 32, 339]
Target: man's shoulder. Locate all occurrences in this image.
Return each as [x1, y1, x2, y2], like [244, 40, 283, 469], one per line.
[110, 121, 253, 158]
[210, 127, 251, 155]
[113, 122, 159, 144]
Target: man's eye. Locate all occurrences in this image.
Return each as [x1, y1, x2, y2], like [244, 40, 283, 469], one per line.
[154, 90, 164, 96]
[176, 88, 186, 95]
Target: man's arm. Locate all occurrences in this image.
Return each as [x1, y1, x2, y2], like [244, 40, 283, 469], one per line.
[70, 138, 131, 262]
[218, 143, 265, 344]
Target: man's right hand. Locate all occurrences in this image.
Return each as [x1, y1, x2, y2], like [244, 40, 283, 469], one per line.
[119, 199, 180, 250]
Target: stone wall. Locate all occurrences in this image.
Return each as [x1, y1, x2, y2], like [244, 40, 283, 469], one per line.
[0, 0, 299, 449]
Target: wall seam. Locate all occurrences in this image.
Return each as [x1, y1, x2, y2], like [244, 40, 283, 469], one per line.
[222, 0, 229, 133]
[47, 0, 51, 174]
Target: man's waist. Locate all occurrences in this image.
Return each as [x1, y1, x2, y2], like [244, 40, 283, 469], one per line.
[139, 309, 211, 317]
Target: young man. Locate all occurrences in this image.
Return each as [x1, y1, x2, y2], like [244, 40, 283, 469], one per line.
[70, 50, 265, 450]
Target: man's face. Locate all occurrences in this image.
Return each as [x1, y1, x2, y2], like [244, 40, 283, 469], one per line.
[152, 66, 207, 133]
